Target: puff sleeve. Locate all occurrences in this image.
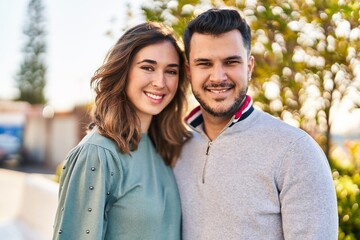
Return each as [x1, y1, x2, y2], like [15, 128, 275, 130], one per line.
[52, 143, 120, 240]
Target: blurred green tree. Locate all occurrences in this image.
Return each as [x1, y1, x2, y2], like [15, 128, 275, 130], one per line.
[332, 141, 360, 239]
[16, 0, 47, 104]
[334, 172, 360, 239]
[140, 0, 360, 158]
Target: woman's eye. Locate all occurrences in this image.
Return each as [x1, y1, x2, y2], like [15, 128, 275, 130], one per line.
[141, 66, 154, 71]
[166, 69, 178, 75]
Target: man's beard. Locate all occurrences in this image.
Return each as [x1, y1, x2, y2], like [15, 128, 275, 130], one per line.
[193, 87, 248, 118]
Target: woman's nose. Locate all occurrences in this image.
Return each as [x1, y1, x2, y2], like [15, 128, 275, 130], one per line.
[151, 72, 166, 88]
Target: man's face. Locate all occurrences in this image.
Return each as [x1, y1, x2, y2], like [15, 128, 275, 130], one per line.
[187, 29, 254, 120]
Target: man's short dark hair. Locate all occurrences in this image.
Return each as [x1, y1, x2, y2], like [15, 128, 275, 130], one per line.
[183, 8, 252, 60]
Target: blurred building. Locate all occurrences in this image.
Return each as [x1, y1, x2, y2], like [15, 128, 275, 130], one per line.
[0, 101, 91, 169]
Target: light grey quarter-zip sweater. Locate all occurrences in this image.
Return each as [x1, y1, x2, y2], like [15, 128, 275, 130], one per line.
[174, 102, 338, 240]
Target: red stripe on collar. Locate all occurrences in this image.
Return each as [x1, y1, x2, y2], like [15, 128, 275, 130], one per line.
[233, 95, 252, 121]
[185, 105, 201, 122]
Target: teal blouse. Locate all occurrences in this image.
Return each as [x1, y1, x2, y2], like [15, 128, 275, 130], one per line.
[52, 128, 181, 240]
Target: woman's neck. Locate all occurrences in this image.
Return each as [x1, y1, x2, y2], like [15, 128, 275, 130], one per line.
[138, 113, 152, 133]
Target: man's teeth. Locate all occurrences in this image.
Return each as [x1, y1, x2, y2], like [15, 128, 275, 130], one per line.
[146, 92, 163, 100]
[210, 89, 228, 93]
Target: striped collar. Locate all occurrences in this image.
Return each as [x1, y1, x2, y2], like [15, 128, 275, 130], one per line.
[185, 95, 254, 129]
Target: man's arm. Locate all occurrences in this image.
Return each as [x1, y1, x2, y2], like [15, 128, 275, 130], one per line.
[277, 135, 338, 239]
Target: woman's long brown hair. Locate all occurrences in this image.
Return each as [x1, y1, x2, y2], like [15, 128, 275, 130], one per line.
[90, 22, 191, 165]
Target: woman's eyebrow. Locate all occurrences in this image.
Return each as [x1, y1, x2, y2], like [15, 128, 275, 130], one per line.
[137, 59, 157, 64]
[137, 59, 179, 67]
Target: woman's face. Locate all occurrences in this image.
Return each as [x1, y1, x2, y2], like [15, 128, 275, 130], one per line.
[126, 41, 180, 127]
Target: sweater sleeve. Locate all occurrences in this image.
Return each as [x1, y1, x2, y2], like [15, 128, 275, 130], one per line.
[52, 143, 119, 240]
[276, 135, 338, 240]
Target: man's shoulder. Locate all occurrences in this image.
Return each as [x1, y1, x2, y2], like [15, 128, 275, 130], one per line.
[254, 109, 308, 137]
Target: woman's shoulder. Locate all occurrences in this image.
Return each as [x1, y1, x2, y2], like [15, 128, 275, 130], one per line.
[77, 128, 120, 154]
[62, 128, 125, 171]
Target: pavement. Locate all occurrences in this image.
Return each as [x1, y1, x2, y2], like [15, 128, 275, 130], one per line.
[0, 160, 58, 240]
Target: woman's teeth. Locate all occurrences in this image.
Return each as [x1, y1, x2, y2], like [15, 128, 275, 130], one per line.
[146, 92, 163, 100]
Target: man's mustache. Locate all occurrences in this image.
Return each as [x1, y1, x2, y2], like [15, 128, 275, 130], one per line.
[204, 82, 234, 88]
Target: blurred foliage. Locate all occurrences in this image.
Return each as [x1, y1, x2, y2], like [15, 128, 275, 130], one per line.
[334, 173, 360, 239]
[16, 0, 47, 104]
[54, 161, 63, 183]
[139, 0, 360, 158]
[332, 141, 360, 239]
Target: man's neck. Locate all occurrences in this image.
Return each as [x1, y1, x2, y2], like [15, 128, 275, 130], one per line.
[201, 110, 232, 141]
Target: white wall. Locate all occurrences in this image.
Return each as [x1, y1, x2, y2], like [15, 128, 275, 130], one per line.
[24, 107, 79, 169]
[47, 114, 78, 168]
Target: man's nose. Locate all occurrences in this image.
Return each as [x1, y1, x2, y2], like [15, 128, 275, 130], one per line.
[209, 64, 227, 82]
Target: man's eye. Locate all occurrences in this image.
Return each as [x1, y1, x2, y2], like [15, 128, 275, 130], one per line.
[197, 62, 211, 66]
[226, 60, 240, 65]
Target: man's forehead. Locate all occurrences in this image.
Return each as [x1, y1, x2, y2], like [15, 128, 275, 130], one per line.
[189, 31, 246, 59]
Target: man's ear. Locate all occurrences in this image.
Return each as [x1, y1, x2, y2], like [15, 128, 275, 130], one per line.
[185, 61, 191, 81]
[248, 55, 255, 80]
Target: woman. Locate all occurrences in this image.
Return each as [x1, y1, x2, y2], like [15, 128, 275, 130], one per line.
[52, 22, 191, 240]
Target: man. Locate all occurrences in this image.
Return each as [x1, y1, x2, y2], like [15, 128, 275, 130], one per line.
[174, 8, 338, 239]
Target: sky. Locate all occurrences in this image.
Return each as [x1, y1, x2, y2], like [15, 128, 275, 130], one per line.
[0, 0, 142, 111]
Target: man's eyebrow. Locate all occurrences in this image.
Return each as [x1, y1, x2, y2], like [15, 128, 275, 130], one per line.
[225, 55, 243, 61]
[193, 58, 211, 63]
[193, 56, 243, 63]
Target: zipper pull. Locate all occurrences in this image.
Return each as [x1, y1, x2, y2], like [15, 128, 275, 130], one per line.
[206, 141, 212, 155]
[203, 141, 213, 184]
